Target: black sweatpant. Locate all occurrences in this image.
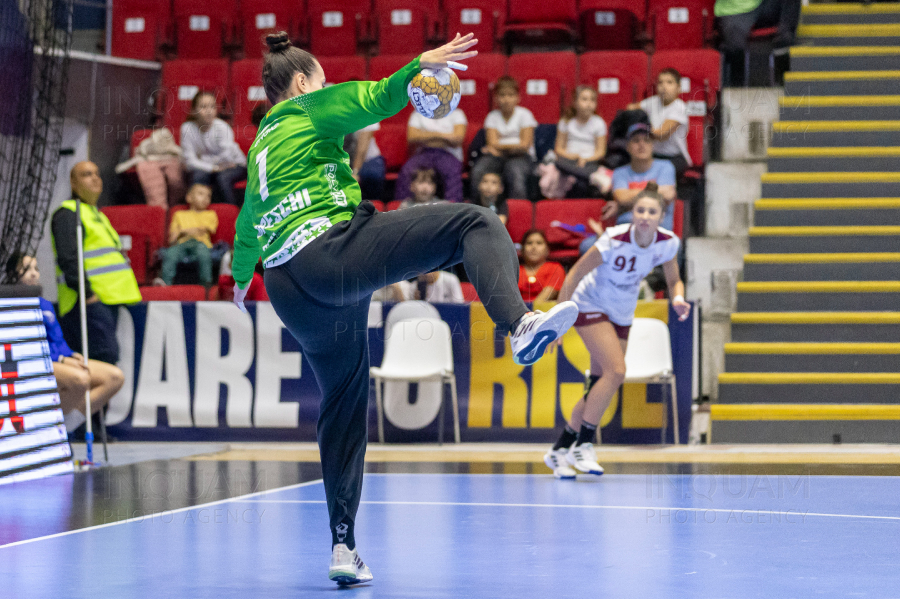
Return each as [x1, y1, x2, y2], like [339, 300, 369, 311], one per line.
[263, 201, 529, 549]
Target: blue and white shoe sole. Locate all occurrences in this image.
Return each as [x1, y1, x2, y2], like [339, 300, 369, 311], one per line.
[513, 303, 579, 366]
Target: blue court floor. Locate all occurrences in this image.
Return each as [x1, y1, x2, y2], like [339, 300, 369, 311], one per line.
[3, 471, 900, 599]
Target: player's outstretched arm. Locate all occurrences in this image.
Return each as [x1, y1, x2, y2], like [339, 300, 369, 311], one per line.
[662, 258, 690, 321]
[420, 33, 478, 70]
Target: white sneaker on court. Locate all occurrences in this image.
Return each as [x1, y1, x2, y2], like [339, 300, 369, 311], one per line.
[566, 443, 604, 475]
[544, 448, 577, 479]
[329, 544, 373, 585]
[510, 301, 579, 366]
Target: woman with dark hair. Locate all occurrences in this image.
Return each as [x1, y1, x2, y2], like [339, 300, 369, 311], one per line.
[518, 230, 565, 303]
[542, 184, 689, 479]
[180, 91, 247, 205]
[231, 31, 579, 585]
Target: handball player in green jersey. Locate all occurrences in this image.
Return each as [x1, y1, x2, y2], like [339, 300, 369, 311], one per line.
[232, 30, 579, 585]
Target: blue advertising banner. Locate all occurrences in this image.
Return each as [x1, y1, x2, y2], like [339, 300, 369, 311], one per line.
[104, 300, 695, 444]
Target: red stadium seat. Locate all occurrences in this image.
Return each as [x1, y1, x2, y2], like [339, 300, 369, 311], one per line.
[506, 199, 534, 244]
[374, 1, 437, 55]
[375, 123, 410, 179]
[460, 282, 479, 303]
[579, 51, 649, 125]
[172, 0, 237, 59]
[534, 199, 609, 260]
[507, 51, 577, 124]
[673, 198, 684, 239]
[369, 54, 419, 127]
[160, 59, 230, 137]
[503, 0, 577, 45]
[444, 0, 506, 53]
[168, 203, 239, 247]
[139, 285, 208, 302]
[318, 55, 368, 85]
[230, 59, 266, 152]
[308, 0, 372, 56]
[456, 53, 505, 130]
[111, 0, 170, 61]
[648, 0, 714, 50]
[578, 0, 646, 51]
[239, 0, 305, 59]
[369, 200, 386, 211]
[650, 49, 720, 166]
[385, 200, 402, 211]
[102, 206, 167, 285]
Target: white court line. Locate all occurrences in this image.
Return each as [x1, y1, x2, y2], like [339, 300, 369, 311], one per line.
[0, 479, 324, 550]
[238, 499, 900, 522]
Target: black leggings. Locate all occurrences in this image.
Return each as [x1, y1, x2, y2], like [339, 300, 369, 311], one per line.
[263, 201, 529, 548]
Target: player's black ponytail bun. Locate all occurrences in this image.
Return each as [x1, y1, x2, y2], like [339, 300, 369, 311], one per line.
[262, 31, 319, 104]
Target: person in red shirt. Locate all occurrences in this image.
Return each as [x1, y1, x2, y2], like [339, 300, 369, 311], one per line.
[518, 230, 565, 303]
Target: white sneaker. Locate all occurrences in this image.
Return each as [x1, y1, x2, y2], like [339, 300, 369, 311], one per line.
[329, 544, 373, 586]
[544, 448, 577, 479]
[510, 301, 579, 366]
[566, 443, 604, 475]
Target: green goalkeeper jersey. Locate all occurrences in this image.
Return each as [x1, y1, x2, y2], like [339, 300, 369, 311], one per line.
[232, 55, 422, 287]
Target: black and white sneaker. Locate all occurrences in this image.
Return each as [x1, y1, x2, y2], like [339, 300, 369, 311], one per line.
[510, 301, 579, 365]
[328, 544, 373, 585]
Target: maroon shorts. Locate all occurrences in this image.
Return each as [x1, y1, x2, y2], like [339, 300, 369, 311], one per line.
[573, 312, 631, 340]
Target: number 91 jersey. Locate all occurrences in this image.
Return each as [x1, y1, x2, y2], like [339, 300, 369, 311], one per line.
[571, 224, 680, 326]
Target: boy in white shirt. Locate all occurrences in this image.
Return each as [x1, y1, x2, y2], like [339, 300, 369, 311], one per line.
[395, 109, 468, 203]
[470, 76, 537, 200]
[629, 68, 692, 175]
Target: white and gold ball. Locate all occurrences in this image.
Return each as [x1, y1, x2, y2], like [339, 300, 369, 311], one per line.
[407, 67, 461, 119]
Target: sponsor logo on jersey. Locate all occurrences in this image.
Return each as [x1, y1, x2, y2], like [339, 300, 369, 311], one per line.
[324, 164, 348, 207]
[251, 121, 280, 150]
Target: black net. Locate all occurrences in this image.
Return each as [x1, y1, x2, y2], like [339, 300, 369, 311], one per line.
[0, 0, 74, 283]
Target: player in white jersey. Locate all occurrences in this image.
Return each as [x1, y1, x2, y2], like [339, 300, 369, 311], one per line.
[543, 183, 691, 478]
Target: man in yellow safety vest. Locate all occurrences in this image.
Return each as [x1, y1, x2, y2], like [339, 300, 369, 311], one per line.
[51, 161, 141, 364]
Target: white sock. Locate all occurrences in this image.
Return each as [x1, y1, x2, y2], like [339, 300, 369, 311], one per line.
[64, 409, 86, 432]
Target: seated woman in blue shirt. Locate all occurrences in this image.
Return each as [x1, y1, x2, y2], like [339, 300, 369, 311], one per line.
[8, 255, 124, 430]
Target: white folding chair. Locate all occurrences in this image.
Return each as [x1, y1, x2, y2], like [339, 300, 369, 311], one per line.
[384, 300, 440, 333]
[624, 318, 680, 444]
[370, 317, 460, 444]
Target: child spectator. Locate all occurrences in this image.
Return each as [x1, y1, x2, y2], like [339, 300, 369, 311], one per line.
[7, 254, 124, 434]
[180, 91, 247, 206]
[115, 127, 185, 208]
[396, 109, 467, 203]
[470, 76, 537, 200]
[400, 271, 465, 304]
[348, 122, 386, 200]
[540, 86, 608, 198]
[518, 230, 565, 303]
[467, 171, 507, 225]
[160, 183, 217, 286]
[398, 168, 445, 209]
[628, 69, 691, 175]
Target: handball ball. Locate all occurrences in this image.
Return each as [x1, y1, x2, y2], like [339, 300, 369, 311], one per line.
[407, 68, 461, 119]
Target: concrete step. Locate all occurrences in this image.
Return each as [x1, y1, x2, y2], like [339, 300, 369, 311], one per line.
[737, 280, 900, 311]
[743, 253, 900, 281]
[761, 172, 900, 198]
[798, 22, 900, 46]
[711, 405, 900, 443]
[789, 47, 900, 72]
[753, 199, 900, 226]
[749, 226, 900, 253]
[730, 312, 900, 342]
[725, 342, 900, 372]
[730, 312, 900, 343]
[801, 3, 900, 26]
[785, 70, 900, 95]
[771, 121, 900, 148]
[767, 147, 900, 172]
[718, 372, 900, 403]
[780, 96, 900, 121]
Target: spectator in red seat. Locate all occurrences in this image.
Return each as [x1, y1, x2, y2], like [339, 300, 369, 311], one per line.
[466, 171, 507, 225]
[470, 76, 537, 200]
[395, 108, 468, 203]
[347, 122, 386, 200]
[627, 69, 691, 177]
[180, 91, 247, 206]
[8, 254, 124, 434]
[158, 183, 217, 287]
[400, 271, 464, 303]
[539, 86, 609, 199]
[398, 167, 446, 209]
[115, 127, 185, 208]
[518, 230, 565, 303]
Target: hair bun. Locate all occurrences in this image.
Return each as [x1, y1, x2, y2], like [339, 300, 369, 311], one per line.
[644, 181, 659, 193]
[265, 32, 292, 53]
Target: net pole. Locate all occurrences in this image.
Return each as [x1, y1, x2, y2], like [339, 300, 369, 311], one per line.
[75, 197, 93, 464]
